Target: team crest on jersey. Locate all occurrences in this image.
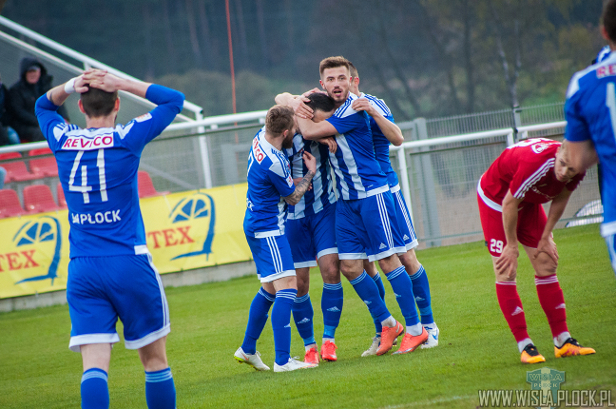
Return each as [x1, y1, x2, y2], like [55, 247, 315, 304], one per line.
[253, 138, 265, 163]
[12, 216, 62, 286]
[62, 134, 114, 151]
[286, 175, 294, 187]
[531, 142, 550, 154]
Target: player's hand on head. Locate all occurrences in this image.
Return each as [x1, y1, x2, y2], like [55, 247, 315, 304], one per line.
[291, 97, 313, 120]
[87, 72, 122, 93]
[301, 88, 324, 98]
[302, 151, 317, 174]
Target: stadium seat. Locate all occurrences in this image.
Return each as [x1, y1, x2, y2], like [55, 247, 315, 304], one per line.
[0, 189, 27, 218]
[138, 170, 169, 198]
[0, 152, 38, 182]
[29, 148, 59, 177]
[56, 183, 67, 209]
[23, 184, 60, 213]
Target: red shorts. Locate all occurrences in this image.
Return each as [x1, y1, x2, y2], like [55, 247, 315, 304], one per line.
[477, 193, 547, 257]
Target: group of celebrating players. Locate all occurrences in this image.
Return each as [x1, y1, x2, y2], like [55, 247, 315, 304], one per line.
[30, 0, 616, 406]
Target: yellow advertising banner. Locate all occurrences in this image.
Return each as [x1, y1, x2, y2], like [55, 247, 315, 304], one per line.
[0, 183, 252, 299]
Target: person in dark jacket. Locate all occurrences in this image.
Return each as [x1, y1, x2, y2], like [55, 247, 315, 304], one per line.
[8, 57, 70, 142]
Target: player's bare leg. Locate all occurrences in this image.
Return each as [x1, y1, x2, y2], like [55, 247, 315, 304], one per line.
[138, 337, 169, 372]
[136, 337, 176, 408]
[318, 253, 341, 361]
[523, 245, 595, 358]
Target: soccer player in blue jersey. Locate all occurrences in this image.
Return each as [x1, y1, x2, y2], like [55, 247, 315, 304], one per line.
[35, 69, 184, 409]
[235, 105, 319, 372]
[288, 56, 428, 355]
[565, 0, 616, 277]
[347, 63, 440, 356]
[279, 92, 342, 364]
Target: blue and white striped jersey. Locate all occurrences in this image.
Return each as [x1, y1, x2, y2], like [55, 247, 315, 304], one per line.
[360, 92, 398, 188]
[564, 52, 616, 236]
[244, 127, 295, 238]
[595, 45, 611, 64]
[35, 85, 185, 258]
[326, 93, 388, 200]
[285, 133, 337, 220]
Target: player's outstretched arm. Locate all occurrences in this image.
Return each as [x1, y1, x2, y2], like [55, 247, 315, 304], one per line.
[495, 190, 524, 279]
[283, 151, 316, 205]
[533, 188, 573, 263]
[296, 116, 338, 140]
[276, 92, 314, 119]
[351, 98, 404, 146]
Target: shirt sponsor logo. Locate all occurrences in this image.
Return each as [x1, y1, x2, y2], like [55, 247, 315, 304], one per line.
[531, 143, 549, 154]
[597, 64, 616, 78]
[71, 210, 121, 225]
[135, 113, 152, 122]
[253, 138, 265, 163]
[62, 135, 114, 151]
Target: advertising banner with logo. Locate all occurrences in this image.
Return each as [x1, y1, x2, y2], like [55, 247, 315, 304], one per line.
[0, 183, 252, 299]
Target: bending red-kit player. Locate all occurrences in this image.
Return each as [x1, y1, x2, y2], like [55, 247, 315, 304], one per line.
[477, 138, 595, 364]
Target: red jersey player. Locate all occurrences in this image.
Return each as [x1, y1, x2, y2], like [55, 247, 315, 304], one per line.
[477, 138, 595, 364]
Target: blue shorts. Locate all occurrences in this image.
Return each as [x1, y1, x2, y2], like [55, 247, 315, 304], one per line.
[604, 233, 616, 276]
[245, 233, 296, 283]
[336, 191, 398, 262]
[66, 253, 170, 352]
[390, 187, 418, 253]
[286, 203, 338, 268]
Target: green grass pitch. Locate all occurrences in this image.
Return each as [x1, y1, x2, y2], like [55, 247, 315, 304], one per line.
[1, 224, 614, 408]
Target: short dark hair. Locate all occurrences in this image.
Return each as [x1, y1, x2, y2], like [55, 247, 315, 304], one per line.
[306, 93, 336, 113]
[603, 0, 616, 43]
[265, 105, 294, 135]
[80, 88, 118, 118]
[319, 56, 350, 77]
[348, 61, 359, 78]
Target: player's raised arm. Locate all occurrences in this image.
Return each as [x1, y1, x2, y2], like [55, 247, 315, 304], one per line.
[283, 151, 316, 205]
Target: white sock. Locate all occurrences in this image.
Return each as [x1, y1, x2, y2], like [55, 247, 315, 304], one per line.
[422, 322, 436, 330]
[322, 338, 334, 345]
[381, 316, 396, 328]
[407, 323, 423, 336]
[554, 331, 571, 347]
[305, 343, 317, 351]
[518, 338, 533, 353]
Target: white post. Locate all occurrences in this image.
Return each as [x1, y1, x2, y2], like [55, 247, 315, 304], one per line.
[506, 129, 515, 146]
[196, 112, 213, 189]
[396, 147, 414, 225]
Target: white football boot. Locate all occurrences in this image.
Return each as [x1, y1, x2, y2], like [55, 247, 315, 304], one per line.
[234, 347, 270, 371]
[421, 324, 439, 349]
[273, 357, 318, 372]
[361, 336, 381, 357]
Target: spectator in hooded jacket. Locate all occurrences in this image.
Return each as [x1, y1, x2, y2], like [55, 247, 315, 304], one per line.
[8, 57, 70, 142]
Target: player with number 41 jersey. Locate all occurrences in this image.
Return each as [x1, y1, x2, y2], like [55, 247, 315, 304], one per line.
[477, 138, 595, 365]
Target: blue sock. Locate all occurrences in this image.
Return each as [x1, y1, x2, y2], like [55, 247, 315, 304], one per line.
[241, 287, 275, 354]
[410, 265, 434, 325]
[292, 293, 315, 346]
[371, 273, 385, 335]
[272, 288, 297, 366]
[385, 266, 420, 327]
[321, 282, 343, 339]
[81, 368, 109, 409]
[145, 368, 176, 409]
[350, 271, 390, 323]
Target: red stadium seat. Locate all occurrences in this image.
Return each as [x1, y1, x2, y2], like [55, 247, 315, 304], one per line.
[29, 148, 59, 177]
[0, 152, 38, 182]
[0, 189, 27, 218]
[57, 183, 67, 209]
[23, 184, 60, 213]
[138, 171, 169, 198]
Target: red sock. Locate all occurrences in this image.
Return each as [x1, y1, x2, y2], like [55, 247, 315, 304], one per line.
[535, 274, 568, 338]
[495, 282, 529, 343]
